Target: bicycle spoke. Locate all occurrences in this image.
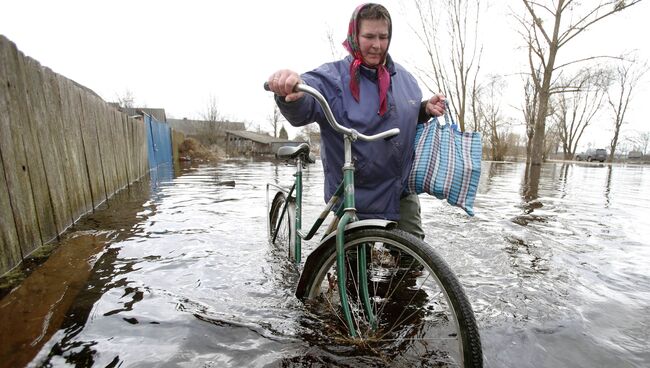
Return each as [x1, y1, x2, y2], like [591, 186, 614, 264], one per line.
[345, 250, 367, 335]
[374, 257, 442, 340]
[374, 249, 417, 323]
[369, 246, 398, 323]
[369, 244, 380, 321]
[322, 273, 349, 331]
[378, 272, 440, 340]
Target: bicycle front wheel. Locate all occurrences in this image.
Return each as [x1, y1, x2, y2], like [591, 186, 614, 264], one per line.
[296, 227, 482, 367]
[268, 191, 295, 260]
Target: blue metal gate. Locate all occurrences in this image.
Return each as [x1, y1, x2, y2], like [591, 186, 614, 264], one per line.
[145, 114, 172, 170]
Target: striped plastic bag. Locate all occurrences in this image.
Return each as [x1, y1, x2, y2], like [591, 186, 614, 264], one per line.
[407, 107, 482, 216]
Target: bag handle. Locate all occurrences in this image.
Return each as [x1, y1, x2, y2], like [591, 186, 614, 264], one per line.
[437, 100, 459, 131]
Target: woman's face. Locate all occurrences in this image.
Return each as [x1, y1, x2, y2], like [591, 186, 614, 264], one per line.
[358, 19, 390, 67]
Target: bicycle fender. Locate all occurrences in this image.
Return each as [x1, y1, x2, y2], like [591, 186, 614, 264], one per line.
[319, 219, 396, 246]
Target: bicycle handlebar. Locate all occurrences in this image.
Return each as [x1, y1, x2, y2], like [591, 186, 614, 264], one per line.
[264, 82, 400, 142]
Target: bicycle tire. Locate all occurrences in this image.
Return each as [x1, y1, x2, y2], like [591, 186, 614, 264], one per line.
[268, 191, 296, 260]
[296, 227, 482, 367]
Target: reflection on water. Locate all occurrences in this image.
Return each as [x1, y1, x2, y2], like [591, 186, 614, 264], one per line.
[3, 160, 648, 367]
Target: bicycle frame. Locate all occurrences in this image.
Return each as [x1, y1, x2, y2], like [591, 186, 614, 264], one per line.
[267, 153, 342, 264]
[269, 136, 380, 336]
[266, 82, 399, 337]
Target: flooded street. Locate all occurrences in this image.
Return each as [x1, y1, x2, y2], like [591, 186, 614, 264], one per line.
[4, 159, 649, 367]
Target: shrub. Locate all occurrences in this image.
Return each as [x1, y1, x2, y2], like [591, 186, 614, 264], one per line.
[178, 137, 217, 162]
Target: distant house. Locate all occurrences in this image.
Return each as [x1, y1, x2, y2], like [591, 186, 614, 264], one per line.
[225, 130, 307, 156]
[628, 151, 643, 159]
[167, 119, 246, 146]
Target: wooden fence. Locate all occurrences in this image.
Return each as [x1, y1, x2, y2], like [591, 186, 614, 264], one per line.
[0, 35, 148, 276]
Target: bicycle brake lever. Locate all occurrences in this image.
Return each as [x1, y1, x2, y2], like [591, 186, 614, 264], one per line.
[384, 134, 397, 141]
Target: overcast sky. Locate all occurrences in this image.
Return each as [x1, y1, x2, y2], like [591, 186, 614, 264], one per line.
[2, 0, 649, 150]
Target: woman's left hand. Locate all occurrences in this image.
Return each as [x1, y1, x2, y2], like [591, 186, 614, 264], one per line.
[425, 94, 446, 117]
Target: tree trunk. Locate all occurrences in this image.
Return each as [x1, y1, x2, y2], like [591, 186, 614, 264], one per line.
[530, 88, 550, 165]
[609, 133, 620, 163]
[527, 4, 561, 165]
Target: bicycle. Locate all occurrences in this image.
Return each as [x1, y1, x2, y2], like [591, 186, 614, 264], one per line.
[265, 82, 483, 367]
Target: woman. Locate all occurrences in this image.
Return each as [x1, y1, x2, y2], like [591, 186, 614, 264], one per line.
[267, 3, 445, 239]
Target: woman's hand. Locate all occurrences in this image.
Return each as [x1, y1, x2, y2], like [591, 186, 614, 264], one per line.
[425, 94, 446, 117]
[267, 70, 304, 102]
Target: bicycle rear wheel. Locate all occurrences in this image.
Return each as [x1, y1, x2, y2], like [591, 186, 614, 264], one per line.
[268, 191, 296, 261]
[296, 227, 482, 367]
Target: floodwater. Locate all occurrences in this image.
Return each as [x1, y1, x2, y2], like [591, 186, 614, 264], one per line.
[2, 159, 649, 367]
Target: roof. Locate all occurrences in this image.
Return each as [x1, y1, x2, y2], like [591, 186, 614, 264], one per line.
[168, 119, 246, 131]
[225, 130, 298, 145]
[110, 105, 167, 122]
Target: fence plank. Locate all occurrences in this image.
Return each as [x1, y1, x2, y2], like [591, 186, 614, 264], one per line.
[55, 75, 93, 220]
[97, 101, 117, 198]
[139, 119, 148, 177]
[0, 151, 21, 273]
[121, 114, 134, 185]
[0, 38, 21, 272]
[78, 89, 107, 207]
[133, 117, 147, 178]
[41, 67, 76, 229]
[110, 108, 128, 190]
[20, 58, 58, 245]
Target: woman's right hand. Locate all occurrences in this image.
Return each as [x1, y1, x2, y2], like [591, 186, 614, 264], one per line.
[267, 69, 304, 102]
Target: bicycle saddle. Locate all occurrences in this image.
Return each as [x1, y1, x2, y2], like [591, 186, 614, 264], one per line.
[276, 143, 315, 163]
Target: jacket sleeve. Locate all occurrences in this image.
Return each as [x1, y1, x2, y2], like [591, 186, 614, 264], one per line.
[418, 100, 431, 123]
[274, 93, 319, 127]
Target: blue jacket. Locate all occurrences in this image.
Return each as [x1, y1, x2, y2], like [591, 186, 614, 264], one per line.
[277, 55, 423, 220]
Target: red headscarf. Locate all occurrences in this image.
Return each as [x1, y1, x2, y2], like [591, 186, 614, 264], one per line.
[342, 3, 392, 116]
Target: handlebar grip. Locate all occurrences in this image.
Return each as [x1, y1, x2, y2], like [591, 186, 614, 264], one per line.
[264, 81, 299, 93]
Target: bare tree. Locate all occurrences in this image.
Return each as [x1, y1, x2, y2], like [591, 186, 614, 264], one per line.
[544, 117, 562, 159]
[503, 130, 526, 159]
[325, 26, 346, 60]
[408, 0, 483, 131]
[201, 95, 227, 145]
[637, 131, 650, 155]
[116, 89, 135, 108]
[297, 123, 319, 139]
[241, 119, 254, 131]
[554, 68, 608, 159]
[294, 124, 321, 154]
[522, 73, 539, 159]
[515, 0, 643, 165]
[268, 105, 286, 138]
[477, 75, 510, 160]
[469, 79, 482, 132]
[201, 95, 224, 122]
[606, 58, 648, 161]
